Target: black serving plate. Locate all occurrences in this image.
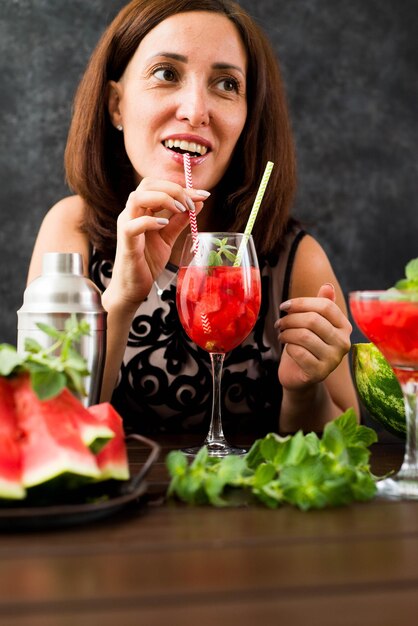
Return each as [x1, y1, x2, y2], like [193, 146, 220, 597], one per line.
[0, 434, 160, 531]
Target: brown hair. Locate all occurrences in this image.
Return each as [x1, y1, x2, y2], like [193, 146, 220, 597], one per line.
[65, 0, 297, 258]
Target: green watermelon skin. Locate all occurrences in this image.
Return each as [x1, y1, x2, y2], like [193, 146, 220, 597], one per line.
[0, 378, 25, 499]
[352, 343, 406, 439]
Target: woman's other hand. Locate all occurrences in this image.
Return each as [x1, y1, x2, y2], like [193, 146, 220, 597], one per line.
[275, 282, 352, 391]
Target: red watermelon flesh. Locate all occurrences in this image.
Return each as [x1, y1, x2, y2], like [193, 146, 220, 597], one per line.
[50, 387, 114, 454]
[88, 403, 130, 481]
[0, 378, 25, 499]
[12, 375, 101, 489]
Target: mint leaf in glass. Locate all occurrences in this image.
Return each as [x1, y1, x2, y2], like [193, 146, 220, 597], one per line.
[394, 257, 418, 292]
[207, 238, 238, 266]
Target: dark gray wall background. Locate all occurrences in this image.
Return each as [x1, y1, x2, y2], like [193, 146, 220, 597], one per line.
[1, 0, 417, 346]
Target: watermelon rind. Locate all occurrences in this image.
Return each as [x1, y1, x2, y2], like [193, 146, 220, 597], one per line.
[0, 478, 25, 501]
[352, 343, 405, 439]
[21, 452, 100, 490]
[84, 426, 115, 455]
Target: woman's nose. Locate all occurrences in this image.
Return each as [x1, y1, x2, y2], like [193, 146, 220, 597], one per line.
[176, 83, 210, 127]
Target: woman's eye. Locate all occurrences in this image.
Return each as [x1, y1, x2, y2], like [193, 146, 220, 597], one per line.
[153, 67, 177, 82]
[218, 78, 239, 93]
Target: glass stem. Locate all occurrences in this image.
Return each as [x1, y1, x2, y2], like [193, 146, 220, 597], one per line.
[205, 352, 227, 446]
[399, 380, 418, 475]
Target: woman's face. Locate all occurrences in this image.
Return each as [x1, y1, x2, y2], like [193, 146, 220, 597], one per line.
[108, 11, 248, 192]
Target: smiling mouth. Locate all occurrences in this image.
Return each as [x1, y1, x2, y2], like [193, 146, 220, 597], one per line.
[163, 139, 208, 157]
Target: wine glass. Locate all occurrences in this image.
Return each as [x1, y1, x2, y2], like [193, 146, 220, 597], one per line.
[350, 290, 418, 499]
[177, 232, 261, 457]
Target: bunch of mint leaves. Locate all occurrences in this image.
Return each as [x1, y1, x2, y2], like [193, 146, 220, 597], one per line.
[167, 409, 378, 511]
[0, 315, 90, 400]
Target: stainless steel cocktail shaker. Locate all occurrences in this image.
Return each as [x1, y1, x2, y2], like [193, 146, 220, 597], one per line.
[17, 252, 107, 406]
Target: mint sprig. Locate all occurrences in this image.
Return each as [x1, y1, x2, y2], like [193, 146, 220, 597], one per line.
[207, 237, 237, 266]
[394, 258, 418, 291]
[385, 257, 418, 301]
[0, 315, 91, 400]
[166, 409, 378, 510]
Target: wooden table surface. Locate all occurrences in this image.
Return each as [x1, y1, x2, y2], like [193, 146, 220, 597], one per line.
[0, 433, 417, 626]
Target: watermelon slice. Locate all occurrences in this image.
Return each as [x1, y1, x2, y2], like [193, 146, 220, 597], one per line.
[49, 387, 114, 454]
[0, 378, 25, 499]
[88, 403, 130, 481]
[12, 375, 101, 489]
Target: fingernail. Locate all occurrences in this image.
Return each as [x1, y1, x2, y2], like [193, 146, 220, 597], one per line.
[280, 300, 291, 311]
[156, 217, 169, 225]
[174, 200, 187, 213]
[185, 196, 195, 211]
[194, 189, 211, 198]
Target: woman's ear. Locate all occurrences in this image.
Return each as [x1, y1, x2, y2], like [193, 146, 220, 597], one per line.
[107, 80, 123, 129]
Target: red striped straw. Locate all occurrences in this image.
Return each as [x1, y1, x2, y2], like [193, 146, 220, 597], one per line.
[183, 153, 199, 252]
[183, 154, 211, 334]
[183, 152, 193, 189]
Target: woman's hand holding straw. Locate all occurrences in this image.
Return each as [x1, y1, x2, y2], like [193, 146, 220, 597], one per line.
[234, 161, 274, 266]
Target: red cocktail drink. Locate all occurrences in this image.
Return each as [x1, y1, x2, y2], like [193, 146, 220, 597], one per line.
[177, 266, 261, 353]
[350, 290, 418, 499]
[350, 295, 418, 384]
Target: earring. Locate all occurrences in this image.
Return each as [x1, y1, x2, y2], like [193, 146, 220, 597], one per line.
[116, 124, 123, 131]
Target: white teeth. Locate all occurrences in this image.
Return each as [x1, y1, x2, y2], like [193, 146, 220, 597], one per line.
[164, 139, 208, 155]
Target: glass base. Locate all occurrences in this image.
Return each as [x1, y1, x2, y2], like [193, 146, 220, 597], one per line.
[182, 441, 247, 458]
[377, 474, 418, 500]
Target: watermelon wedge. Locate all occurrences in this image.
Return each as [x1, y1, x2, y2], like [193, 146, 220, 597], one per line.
[0, 378, 25, 500]
[88, 403, 130, 481]
[12, 375, 101, 489]
[48, 387, 114, 454]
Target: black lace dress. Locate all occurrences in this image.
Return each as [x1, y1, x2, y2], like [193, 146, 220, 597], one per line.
[89, 229, 306, 437]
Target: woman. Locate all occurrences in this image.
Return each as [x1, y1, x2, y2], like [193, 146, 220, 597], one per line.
[27, 0, 359, 436]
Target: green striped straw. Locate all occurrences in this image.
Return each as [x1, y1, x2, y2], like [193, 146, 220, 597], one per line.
[234, 161, 274, 266]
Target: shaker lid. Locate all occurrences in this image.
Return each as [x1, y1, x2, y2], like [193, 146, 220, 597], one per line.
[42, 252, 83, 275]
[18, 252, 106, 314]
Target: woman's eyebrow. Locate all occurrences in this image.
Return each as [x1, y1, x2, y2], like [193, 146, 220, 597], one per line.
[148, 53, 245, 76]
[148, 52, 187, 63]
[212, 62, 245, 77]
